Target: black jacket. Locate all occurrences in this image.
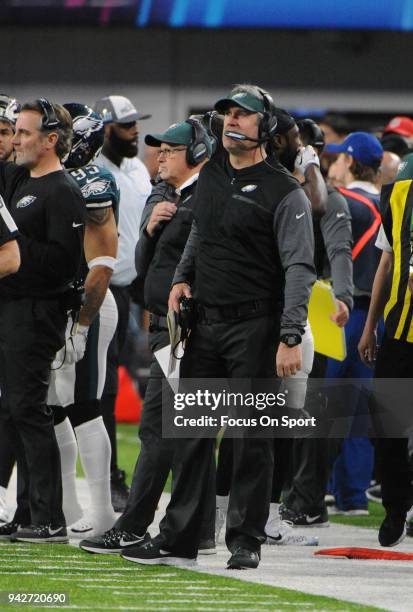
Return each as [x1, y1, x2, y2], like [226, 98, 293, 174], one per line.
[135, 179, 197, 315]
[173, 154, 316, 335]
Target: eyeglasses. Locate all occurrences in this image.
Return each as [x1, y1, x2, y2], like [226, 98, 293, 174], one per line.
[158, 147, 187, 159]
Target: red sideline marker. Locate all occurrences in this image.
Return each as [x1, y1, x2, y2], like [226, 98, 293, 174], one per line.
[315, 547, 413, 561]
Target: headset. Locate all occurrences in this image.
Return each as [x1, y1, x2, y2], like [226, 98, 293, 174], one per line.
[185, 117, 211, 166]
[36, 97, 60, 129]
[257, 88, 278, 142]
[297, 118, 325, 152]
[223, 88, 278, 144]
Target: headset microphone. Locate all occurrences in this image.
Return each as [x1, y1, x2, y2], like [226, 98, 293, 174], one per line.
[224, 130, 263, 143]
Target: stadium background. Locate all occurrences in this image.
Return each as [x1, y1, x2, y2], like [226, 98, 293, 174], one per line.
[1, 0, 413, 139]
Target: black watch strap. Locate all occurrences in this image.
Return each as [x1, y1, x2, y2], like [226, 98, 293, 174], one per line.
[279, 333, 302, 347]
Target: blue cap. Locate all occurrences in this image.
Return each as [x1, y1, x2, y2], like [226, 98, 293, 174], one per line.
[325, 132, 383, 166]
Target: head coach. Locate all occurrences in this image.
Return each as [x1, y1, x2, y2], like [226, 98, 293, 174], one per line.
[121, 84, 316, 570]
[0, 99, 85, 543]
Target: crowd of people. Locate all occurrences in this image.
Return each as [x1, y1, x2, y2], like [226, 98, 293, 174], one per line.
[0, 84, 411, 570]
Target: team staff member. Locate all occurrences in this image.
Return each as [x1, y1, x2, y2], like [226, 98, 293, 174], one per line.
[94, 95, 152, 511]
[80, 119, 213, 554]
[0, 99, 85, 543]
[359, 154, 413, 546]
[215, 111, 326, 546]
[122, 84, 315, 570]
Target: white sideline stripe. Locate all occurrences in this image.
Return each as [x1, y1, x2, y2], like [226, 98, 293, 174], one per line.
[110, 593, 289, 602]
[2, 565, 143, 571]
[117, 604, 280, 610]
[0, 570, 148, 578]
[0, 551, 83, 559]
[78, 608, 270, 612]
[2, 558, 115, 565]
[97, 608, 249, 612]
[47, 577, 208, 583]
[86, 585, 241, 592]
[0, 599, 243, 612]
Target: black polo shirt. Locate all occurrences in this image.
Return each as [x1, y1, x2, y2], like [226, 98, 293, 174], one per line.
[0, 162, 85, 298]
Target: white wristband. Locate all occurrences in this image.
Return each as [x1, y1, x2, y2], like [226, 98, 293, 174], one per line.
[87, 256, 117, 270]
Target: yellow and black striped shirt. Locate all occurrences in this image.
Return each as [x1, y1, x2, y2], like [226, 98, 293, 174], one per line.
[381, 179, 413, 342]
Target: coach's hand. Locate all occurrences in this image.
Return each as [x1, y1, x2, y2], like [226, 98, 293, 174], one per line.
[146, 202, 177, 237]
[330, 299, 349, 328]
[168, 282, 192, 314]
[276, 344, 302, 377]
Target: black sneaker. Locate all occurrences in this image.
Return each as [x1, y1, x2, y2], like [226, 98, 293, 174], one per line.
[366, 484, 382, 503]
[378, 512, 407, 547]
[80, 527, 150, 555]
[0, 521, 21, 541]
[121, 537, 196, 567]
[198, 538, 216, 555]
[227, 547, 260, 570]
[280, 505, 329, 528]
[111, 469, 130, 513]
[14, 525, 68, 544]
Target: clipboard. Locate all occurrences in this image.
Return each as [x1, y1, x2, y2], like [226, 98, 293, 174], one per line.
[308, 280, 347, 361]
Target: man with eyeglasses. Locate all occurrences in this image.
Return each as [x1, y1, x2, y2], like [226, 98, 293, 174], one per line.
[79, 119, 215, 555]
[93, 95, 152, 512]
[0, 99, 85, 543]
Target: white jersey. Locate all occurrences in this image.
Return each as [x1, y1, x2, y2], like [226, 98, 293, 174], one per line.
[95, 153, 151, 286]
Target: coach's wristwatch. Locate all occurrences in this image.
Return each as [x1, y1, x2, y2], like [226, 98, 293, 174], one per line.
[279, 333, 302, 347]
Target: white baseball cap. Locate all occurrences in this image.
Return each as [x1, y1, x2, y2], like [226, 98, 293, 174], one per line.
[94, 95, 151, 124]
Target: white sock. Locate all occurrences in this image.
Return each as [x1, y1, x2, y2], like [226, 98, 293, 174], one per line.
[216, 495, 229, 510]
[55, 418, 83, 525]
[267, 503, 281, 524]
[75, 417, 115, 527]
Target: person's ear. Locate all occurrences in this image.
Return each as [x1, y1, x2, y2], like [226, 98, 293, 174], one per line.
[44, 131, 58, 150]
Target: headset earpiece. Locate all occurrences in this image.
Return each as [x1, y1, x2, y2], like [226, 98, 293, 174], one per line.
[37, 97, 60, 129]
[257, 89, 278, 142]
[185, 117, 210, 167]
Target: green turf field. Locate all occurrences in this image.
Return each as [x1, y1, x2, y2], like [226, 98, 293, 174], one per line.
[0, 541, 383, 612]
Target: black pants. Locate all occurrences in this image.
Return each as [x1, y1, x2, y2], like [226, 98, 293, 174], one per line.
[116, 330, 174, 533]
[116, 329, 215, 540]
[373, 335, 413, 514]
[101, 285, 130, 471]
[217, 435, 292, 505]
[0, 297, 66, 526]
[159, 314, 279, 557]
[0, 398, 15, 487]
